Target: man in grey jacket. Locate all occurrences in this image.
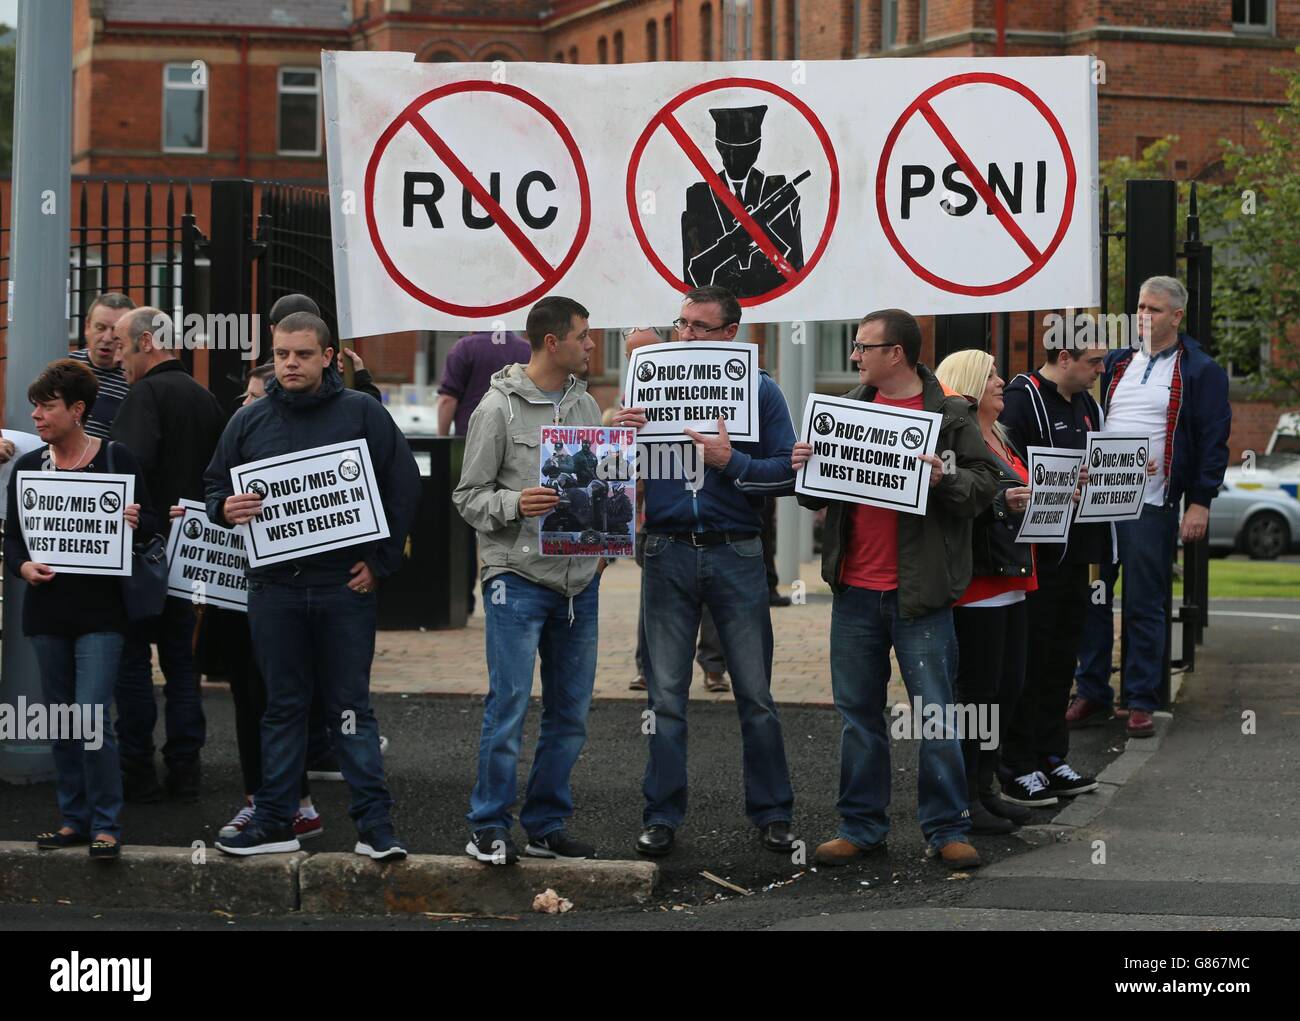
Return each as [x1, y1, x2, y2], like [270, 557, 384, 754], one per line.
[453, 295, 602, 865]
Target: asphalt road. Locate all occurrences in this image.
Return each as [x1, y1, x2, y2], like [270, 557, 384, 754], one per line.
[0, 684, 1121, 929]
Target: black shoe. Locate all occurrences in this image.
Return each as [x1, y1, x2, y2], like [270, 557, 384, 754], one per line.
[968, 800, 1015, 835]
[89, 839, 121, 861]
[36, 830, 89, 850]
[768, 591, 792, 607]
[306, 752, 344, 782]
[635, 824, 675, 858]
[999, 770, 1059, 808]
[165, 760, 201, 802]
[980, 792, 1033, 825]
[121, 757, 164, 804]
[525, 830, 596, 860]
[355, 825, 408, 861]
[1043, 758, 1099, 797]
[760, 821, 797, 852]
[466, 827, 519, 865]
[215, 820, 301, 857]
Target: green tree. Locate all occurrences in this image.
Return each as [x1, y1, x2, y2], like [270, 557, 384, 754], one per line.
[0, 24, 12, 174]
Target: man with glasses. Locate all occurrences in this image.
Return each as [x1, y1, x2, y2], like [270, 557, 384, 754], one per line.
[614, 285, 805, 859]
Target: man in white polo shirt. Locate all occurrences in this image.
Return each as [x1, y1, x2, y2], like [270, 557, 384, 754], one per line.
[1070, 276, 1231, 737]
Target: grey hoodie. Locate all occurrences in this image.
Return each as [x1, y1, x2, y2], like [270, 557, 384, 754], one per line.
[453, 363, 601, 598]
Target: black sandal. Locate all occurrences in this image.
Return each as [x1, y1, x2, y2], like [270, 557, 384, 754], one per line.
[89, 839, 121, 861]
[36, 830, 89, 850]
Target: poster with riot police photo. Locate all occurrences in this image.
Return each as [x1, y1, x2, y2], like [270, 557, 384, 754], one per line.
[539, 426, 637, 557]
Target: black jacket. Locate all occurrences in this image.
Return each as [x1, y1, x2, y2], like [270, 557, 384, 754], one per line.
[203, 365, 421, 586]
[112, 359, 227, 524]
[999, 369, 1113, 567]
[970, 446, 1034, 580]
[797, 365, 1000, 619]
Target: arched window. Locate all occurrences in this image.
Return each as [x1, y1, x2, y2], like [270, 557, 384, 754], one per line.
[597, 35, 608, 62]
[425, 50, 458, 62]
[613, 30, 624, 63]
[553, 51, 564, 62]
[664, 14, 674, 57]
[700, 2, 713, 59]
[568, 45, 578, 62]
[646, 19, 658, 61]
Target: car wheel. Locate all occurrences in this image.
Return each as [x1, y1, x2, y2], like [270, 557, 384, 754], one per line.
[1243, 511, 1289, 560]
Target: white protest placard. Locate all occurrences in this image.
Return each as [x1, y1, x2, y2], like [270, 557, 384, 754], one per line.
[623, 341, 759, 443]
[164, 499, 249, 611]
[0, 430, 46, 520]
[795, 393, 941, 515]
[15, 471, 135, 576]
[1075, 433, 1150, 523]
[324, 53, 1098, 336]
[1017, 447, 1083, 543]
[231, 440, 390, 568]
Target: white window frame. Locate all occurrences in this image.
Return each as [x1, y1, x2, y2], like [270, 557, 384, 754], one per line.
[162, 62, 209, 154]
[277, 67, 322, 157]
[1232, 0, 1275, 35]
[815, 321, 861, 388]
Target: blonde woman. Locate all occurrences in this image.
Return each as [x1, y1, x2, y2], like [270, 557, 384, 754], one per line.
[935, 350, 1037, 833]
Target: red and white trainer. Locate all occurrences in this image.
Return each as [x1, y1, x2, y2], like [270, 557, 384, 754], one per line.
[293, 810, 324, 840]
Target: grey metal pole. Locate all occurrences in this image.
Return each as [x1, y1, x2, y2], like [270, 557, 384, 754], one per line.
[0, 0, 74, 783]
[776, 320, 814, 588]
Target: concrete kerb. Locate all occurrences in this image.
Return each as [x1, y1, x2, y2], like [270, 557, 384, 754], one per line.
[0, 842, 658, 917]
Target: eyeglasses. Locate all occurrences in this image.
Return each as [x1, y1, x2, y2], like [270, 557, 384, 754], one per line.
[673, 318, 735, 335]
[849, 341, 899, 355]
[620, 327, 661, 338]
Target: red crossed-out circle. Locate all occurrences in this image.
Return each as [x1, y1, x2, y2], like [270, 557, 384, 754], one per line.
[364, 81, 591, 318]
[875, 73, 1076, 297]
[626, 77, 840, 307]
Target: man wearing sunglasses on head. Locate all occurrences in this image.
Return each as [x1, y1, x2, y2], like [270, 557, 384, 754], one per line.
[613, 285, 802, 859]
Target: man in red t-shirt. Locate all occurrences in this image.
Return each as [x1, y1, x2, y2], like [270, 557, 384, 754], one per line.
[795, 310, 999, 870]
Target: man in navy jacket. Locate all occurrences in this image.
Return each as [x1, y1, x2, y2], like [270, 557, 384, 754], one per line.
[1072, 276, 1231, 737]
[204, 311, 420, 859]
[614, 286, 801, 859]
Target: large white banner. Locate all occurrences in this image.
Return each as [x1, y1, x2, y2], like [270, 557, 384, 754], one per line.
[323, 53, 1099, 336]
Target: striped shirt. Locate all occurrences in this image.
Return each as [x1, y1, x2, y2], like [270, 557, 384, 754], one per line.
[68, 348, 130, 439]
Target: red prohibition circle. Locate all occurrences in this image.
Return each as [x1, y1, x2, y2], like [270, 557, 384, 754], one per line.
[874, 73, 1077, 297]
[625, 77, 840, 307]
[364, 81, 591, 318]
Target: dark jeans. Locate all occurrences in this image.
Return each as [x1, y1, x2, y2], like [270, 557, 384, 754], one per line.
[640, 534, 793, 830]
[1076, 503, 1178, 712]
[32, 632, 126, 839]
[469, 571, 600, 837]
[1003, 563, 1090, 775]
[829, 587, 969, 850]
[635, 534, 725, 676]
[247, 580, 392, 834]
[762, 497, 779, 593]
[953, 600, 1026, 796]
[115, 599, 205, 768]
[226, 641, 316, 801]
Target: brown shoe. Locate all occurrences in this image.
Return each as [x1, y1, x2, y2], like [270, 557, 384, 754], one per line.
[1065, 696, 1112, 729]
[703, 671, 730, 693]
[813, 837, 883, 866]
[629, 675, 647, 691]
[1126, 709, 1155, 738]
[927, 840, 982, 870]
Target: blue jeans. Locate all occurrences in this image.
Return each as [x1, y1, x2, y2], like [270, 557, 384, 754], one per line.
[1075, 502, 1178, 713]
[115, 599, 206, 767]
[640, 534, 793, 830]
[469, 571, 600, 838]
[31, 632, 126, 839]
[247, 581, 392, 834]
[829, 587, 969, 851]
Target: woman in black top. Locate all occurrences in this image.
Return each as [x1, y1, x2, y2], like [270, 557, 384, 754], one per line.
[5, 359, 155, 860]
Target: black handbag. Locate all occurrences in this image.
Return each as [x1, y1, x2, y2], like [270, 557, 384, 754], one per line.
[106, 441, 169, 622]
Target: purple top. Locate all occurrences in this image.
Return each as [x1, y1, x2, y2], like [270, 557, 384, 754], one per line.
[439, 331, 532, 436]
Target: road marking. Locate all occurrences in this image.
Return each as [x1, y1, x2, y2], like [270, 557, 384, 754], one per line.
[1207, 610, 1300, 622]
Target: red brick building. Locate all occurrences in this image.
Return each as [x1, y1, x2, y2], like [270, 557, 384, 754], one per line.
[40, 0, 1300, 450]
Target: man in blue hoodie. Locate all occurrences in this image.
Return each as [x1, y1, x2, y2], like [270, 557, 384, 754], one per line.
[204, 311, 421, 859]
[1071, 276, 1231, 738]
[615, 285, 801, 859]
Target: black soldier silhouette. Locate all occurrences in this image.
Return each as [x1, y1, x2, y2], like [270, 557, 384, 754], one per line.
[681, 105, 807, 298]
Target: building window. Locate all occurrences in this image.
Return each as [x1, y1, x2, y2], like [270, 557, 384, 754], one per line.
[614, 30, 624, 63]
[162, 63, 207, 153]
[1232, 0, 1274, 33]
[554, 50, 564, 62]
[881, 0, 899, 50]
[598, 35, 608, 62]
[918, 0, 927, 39]
[665, 14, 674, 57]
[569, 45, 578, 62]
[277, 68, 321, 156]
[646, 19, 658, 60]
[783, 0, 797, 58]
[815, 321, 860, 382]
[701, 3, 713, 59]
[763, 0, 776, 57]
